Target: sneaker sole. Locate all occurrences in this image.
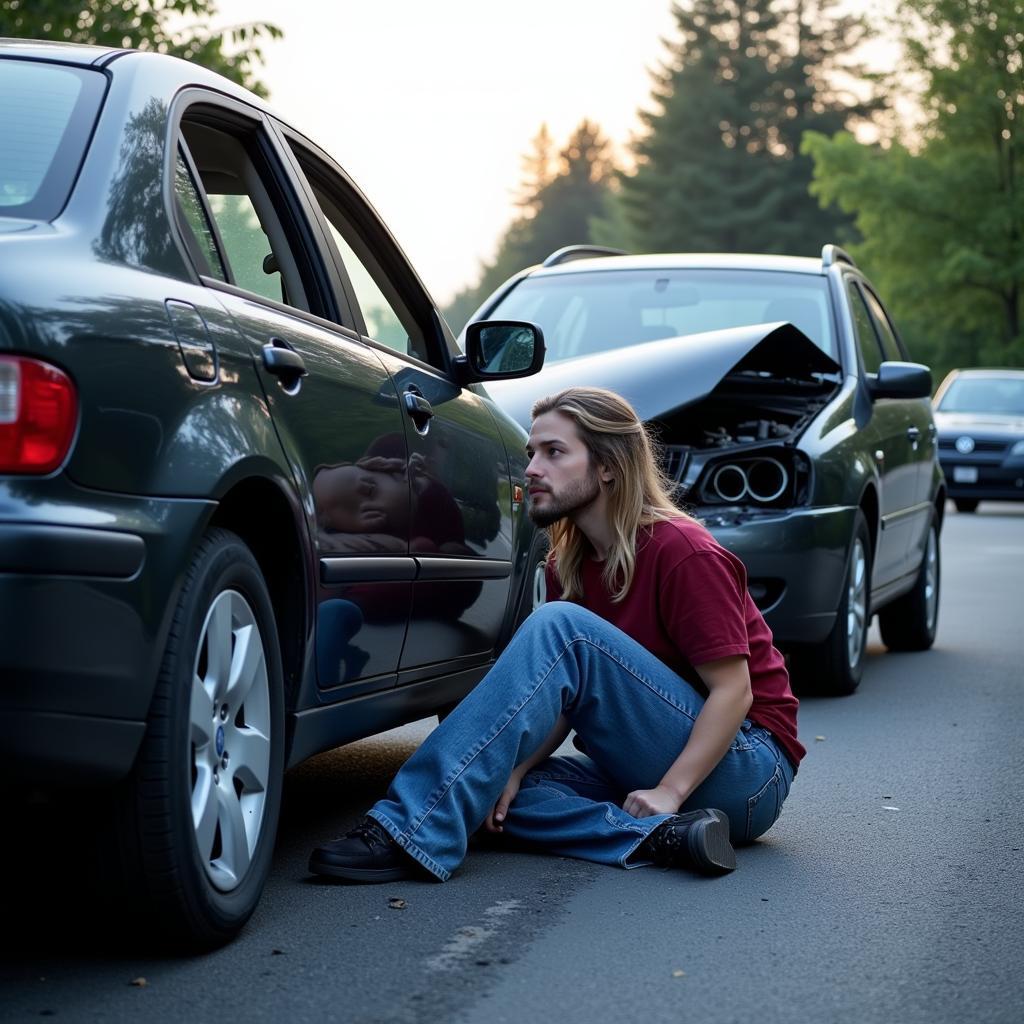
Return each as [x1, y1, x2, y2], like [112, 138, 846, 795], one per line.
[689, 810, 737, 874]
[308, 853, 413, 883]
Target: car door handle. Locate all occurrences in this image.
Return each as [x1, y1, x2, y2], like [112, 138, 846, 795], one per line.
[404, 391, 434, 421]
[262, 339, 307, 385]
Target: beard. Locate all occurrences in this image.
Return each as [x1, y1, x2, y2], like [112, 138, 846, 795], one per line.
[527, 472, 602, 527]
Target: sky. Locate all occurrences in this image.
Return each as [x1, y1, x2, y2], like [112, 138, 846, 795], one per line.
[210, 0, 894, 306]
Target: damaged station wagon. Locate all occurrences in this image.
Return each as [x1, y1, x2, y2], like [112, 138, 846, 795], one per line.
[471, 246, 946, 696]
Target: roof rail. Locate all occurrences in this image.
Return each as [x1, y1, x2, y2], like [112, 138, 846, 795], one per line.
[542, 245, 627, 268]
[821, 244, 857, 269]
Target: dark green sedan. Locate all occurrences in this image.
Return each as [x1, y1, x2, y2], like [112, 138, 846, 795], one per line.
[0, 40, 544, 946]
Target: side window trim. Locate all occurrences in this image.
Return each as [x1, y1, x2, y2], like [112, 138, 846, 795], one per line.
[845, 276, 885, 375]
[861, 284, 907, 361]
[174, 139, 233, 284]
[165, 89, 340, 323]
[271, 123, 450, 371]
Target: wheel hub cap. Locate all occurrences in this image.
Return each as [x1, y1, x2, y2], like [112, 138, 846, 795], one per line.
[189, 589, 271, 893]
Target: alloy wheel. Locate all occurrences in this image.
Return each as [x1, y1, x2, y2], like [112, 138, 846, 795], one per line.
[846, 538, 868, 669]
[924, 525, 939, 632]
[189, 589, 272, 892]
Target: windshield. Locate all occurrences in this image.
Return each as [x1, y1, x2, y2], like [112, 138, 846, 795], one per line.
[0, 60, 106, 220]
[489, 268, 837, 362]
[937, 376, 1024, 415]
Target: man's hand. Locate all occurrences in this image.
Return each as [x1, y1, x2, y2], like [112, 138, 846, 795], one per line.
[485, 771, 524, 833]
[623, 784, 683, 819]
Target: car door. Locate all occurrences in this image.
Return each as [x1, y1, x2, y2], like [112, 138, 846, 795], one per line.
[845, 277, 918, 587]
[277, 132, 516, 681]
[173, 100, 414, 695]
[860, 284, 935, 569]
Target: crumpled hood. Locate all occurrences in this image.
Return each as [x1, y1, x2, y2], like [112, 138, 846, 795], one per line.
[485, 321, 841, 429]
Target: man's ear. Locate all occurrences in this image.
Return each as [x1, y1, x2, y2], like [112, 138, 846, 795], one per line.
[597, 462, 615, 485]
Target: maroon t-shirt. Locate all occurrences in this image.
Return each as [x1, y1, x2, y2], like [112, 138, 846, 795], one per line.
[545, 518, 805, 769]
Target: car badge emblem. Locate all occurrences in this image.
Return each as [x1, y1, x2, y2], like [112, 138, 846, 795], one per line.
[955, 436, 975, 455]
[216, 725, 225, 757]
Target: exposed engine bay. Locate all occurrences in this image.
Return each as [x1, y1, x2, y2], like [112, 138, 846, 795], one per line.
[654, 369, 840, 513]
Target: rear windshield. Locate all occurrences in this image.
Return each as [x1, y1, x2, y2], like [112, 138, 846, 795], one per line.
[489, 268, 838, 362]
[0, 59, 106, 220]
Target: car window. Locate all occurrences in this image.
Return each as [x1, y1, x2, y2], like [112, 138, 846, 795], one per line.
[861, 288, 904, 362]
[173, 148, 227, 281]
[178, 118, 310, 311]
[937, 376, 1024, 415]
[489, 269, 838, 361]
[0, 59, 106, 220]
[846, 280, 884, 375]
[285, 145, 429, 362]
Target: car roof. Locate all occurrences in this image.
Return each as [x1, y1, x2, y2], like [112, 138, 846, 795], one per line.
[0, 37, 121, 65]
[526, 252, 825, 279]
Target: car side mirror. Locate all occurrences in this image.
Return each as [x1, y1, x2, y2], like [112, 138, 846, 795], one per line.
[454, 320, 545, 384]
[869, 361, 932, 400]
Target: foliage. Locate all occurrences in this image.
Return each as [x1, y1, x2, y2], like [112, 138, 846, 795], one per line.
[804, 0, 1024, 377]
[0, 0, 280, 96]
[444, 120, 617, 332]
[615, 0, 878, 256]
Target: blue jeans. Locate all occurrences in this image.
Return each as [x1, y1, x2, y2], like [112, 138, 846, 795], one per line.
[369, 602, 795, 880]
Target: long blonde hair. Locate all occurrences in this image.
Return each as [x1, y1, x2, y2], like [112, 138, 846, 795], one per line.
[532, 386, 691, 603]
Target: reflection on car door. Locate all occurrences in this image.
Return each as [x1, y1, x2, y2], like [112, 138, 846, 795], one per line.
[846, 278, 919, 586]
[282, 140, 516, 681]
[176, 111, 414, 695]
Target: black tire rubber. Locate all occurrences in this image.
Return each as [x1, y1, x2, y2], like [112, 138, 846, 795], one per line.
[112, 528, 285, 949]
[954, 498, 978, 513]
[878, 509, 941, 652]
[789, 510, 872, 697]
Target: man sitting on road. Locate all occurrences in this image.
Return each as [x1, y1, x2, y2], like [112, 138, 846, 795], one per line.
[309, 386, 804, 882]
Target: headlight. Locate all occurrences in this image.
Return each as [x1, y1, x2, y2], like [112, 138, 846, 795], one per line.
[1011, 440, 1024, 456]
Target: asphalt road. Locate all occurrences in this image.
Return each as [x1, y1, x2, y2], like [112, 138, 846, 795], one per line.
[2, 503, 1022, 1023]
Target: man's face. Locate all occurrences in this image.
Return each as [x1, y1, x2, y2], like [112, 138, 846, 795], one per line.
[314, 461, 409, 534]
[525, 410, 601, 527]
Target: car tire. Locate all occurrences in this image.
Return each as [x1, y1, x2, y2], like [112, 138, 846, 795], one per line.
[790, 510, 871, 696]
[953, 498, 978, 513]
[114, 528, 285, 949]
[878, 509, 940, 652]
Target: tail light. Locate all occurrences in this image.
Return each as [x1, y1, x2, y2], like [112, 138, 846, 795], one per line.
[0, 356, 78, 474]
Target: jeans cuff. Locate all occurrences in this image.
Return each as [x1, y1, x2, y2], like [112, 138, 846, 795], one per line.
[617, 813, 671, 869]
[367, 808, 451, 882]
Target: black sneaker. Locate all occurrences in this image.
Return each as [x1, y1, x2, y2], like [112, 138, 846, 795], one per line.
[309, 817, 415, 882]
[640, 808, 736, 875]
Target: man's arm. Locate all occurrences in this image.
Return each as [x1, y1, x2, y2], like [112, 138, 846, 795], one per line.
[485, 715, 571, 832]
[622, 656, 752, 818]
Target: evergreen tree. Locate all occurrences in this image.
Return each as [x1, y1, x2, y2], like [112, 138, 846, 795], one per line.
[445, 120, 616, 331]
[804, 0, 1024, 377]
[0, 0, 280, 96]
[618, 0, 876, 255]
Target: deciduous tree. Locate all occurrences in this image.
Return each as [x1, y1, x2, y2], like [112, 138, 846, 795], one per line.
[0, 0, 280, 96]
[804, 0, 1024, 374]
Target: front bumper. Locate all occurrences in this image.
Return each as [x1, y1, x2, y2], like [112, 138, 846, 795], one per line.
[938, 455, 1024, 502]
[703, 503, 857, 647]
[0, 479, 214, 785]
